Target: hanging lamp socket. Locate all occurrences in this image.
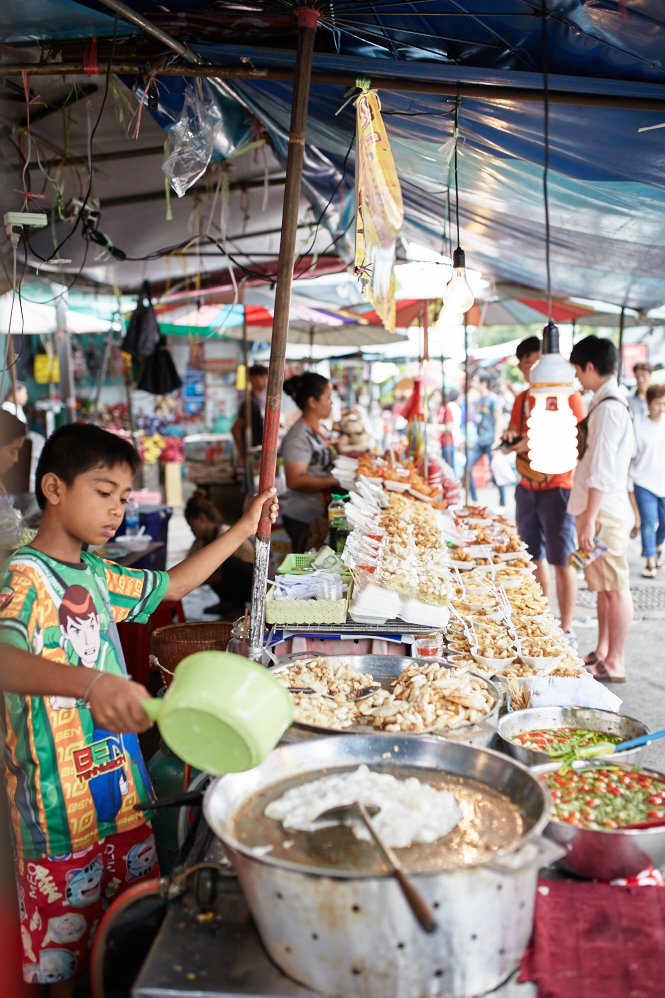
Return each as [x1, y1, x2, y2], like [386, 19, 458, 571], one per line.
[542, 319, 560, 355]
[452, 246, 465, 269]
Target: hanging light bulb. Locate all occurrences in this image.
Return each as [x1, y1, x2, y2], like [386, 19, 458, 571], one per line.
[443, 247, 475, 314]
[434, 302, 464, 331]
[526, 321, 578, 475]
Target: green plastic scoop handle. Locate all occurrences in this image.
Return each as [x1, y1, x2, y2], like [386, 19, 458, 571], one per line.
[142, 699, 161, 722]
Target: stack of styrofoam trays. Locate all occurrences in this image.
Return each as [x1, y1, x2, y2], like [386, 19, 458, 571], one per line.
[398, 598, 450, 630]
[349, 581, 400, 624]
[434, 509, 461, 545]
[333, 455, 358, 492]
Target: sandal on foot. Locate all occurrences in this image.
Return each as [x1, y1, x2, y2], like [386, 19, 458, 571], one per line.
[642, 566, 658, 579]
[583, 652, 600, 667]
[657, 549, 664, 568]
[592, 661, 626, 683]
[630, 525, 640, 539]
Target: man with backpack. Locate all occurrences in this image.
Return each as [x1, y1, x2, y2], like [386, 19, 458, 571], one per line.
[568, 336, 634, 682]
[503, 336, 586, 645]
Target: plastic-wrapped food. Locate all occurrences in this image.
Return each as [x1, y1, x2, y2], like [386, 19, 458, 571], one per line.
[0, 497, 36, 550]
[163, 84, 223, 197]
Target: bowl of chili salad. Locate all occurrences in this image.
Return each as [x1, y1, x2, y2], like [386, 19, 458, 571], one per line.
[498, 706, 651, 768]
[532, 762, 665, 881]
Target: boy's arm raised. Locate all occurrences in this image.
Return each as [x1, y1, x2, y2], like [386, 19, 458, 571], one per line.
[165, 487, 278, 601]
[0, 647, 153, 733]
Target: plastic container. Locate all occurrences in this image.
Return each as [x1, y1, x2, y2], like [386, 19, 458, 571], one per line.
[328, 494, 349, 553]
[142, 651, 293, 775]
[413, 633, 443, 658]
[124, 498, 140, 536]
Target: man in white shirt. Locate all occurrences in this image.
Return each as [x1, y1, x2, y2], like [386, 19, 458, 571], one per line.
[568, 336, 634, 682]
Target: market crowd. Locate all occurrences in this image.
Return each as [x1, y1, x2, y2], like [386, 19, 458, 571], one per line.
[464, 334, 661, 685]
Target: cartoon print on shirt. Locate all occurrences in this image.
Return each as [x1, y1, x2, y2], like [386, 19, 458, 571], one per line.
[42, 912, 87, 946]
[65, 855, 103, 907]
[38, 949, 77, 984]
[29, 909, 41, 932]
[125, 835, 157, 882]
[50, 585, 111, 710]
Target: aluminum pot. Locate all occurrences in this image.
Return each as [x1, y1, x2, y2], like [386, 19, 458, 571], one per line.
[204, 735, 563, 998]
[272, 656, 501, 748]
[498, 706, 651, 767]
[533, 760, 665, 881]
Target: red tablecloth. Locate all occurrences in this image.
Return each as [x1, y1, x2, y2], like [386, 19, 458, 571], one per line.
[519, 879, 665, 997]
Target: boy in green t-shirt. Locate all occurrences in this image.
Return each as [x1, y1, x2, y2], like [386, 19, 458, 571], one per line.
[0, 423, 277, 993]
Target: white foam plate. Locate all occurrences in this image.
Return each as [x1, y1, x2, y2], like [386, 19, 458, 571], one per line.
[384, 480, 411, 492]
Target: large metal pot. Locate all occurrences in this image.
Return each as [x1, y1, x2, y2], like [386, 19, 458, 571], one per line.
[533, 760, 665, 880]
[204, 735, 563, 998]
[498, 706, 650, 767]
[273, 655, 501, 748]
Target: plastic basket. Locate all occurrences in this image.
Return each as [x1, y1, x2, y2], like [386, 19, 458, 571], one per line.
[265, 580, 353, 626]
[276, 552, 351, 577]
[276, 553, 317, 575]
[151, 621, 233, 688]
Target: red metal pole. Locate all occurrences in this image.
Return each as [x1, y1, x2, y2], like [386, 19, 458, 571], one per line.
[248, 8, 320, 661]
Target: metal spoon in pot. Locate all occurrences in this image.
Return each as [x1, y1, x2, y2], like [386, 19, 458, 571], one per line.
[313, 801, 437, 933]
[288, 685, 380, 701]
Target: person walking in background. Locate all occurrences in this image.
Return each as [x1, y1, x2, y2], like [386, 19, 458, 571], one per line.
[503, 336, 585, 645]
[630, 385, 665, 579]
[627, 362, 651, 539]
[1, 381, 28, 423]
[628, 361, 651, 418]
[568, 336, 634, 683]
[232, 364, 268, 468]
[437, 389, 461, 472]
[468, 371, 506, 506]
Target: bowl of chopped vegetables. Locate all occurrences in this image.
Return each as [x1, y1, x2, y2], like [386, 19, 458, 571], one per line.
[498, 706, 651, 768]
[532, 761, 665, 880]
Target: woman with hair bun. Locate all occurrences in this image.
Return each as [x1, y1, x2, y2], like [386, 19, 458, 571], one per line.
[280, 372, 339, 551]
[184, 489, 255, 612]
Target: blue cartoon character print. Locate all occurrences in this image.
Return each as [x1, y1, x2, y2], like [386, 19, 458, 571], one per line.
[125, 835, 158, 882]
[65, 855, 103, 907]
[38, 949, 77, 983]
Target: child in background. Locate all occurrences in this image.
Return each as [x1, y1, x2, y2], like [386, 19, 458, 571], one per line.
[0, 423, 277, 995]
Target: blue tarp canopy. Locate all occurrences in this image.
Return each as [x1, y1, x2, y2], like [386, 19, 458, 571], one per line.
[5, 0, 665, 308]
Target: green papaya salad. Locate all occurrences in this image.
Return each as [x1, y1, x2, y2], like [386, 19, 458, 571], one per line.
[512, 727, 623, 758]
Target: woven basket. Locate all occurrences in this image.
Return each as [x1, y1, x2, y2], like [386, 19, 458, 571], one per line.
[151, 621, 233, 688]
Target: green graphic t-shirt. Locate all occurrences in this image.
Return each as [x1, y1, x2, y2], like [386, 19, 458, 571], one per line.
[0, 547, 169, 859]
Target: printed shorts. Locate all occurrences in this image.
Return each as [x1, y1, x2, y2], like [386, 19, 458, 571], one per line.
[575, 509, 630, 593]
[15, 821, 160, 984]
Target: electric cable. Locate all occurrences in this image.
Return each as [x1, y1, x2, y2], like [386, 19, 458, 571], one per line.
[541, 0, 551, 319]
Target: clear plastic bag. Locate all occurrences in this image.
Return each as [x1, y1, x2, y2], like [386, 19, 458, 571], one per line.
[0, 497, 35, 549]
[162, 84, 223, 197]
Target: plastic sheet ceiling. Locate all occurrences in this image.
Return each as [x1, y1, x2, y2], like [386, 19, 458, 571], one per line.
[6, 0, 665, 309]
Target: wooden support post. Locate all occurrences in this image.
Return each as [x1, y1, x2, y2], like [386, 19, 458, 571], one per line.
[248, 8, 320, 662]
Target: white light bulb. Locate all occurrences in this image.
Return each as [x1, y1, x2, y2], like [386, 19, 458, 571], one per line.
[443, 266, 475, 313]
[435, 304, 464, 330]
[527, 390, 578, 475]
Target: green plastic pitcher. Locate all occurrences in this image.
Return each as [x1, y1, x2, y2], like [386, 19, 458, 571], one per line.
[142, 651, 293, 775]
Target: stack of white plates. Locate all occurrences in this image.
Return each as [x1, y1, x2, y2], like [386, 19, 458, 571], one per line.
[349, 584, 400, 624]
[398, 600, 450, 630]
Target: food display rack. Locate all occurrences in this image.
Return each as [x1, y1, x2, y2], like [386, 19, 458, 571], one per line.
[278, 620, 441, 635]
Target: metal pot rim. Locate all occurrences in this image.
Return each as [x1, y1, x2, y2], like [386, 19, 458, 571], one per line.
[203, 735, 551, 879]
[498, 706, 651, 766]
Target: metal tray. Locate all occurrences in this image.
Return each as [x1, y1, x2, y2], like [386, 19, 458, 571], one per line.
[272, 654, 501, 747]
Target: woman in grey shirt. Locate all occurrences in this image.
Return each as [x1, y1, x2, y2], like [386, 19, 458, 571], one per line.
[280, 372, 339, 551]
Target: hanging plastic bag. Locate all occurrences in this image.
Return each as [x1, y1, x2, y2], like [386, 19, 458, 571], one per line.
[137, 336, 183, 396]
[162, 83, 222, 197]
[123, 280, 160, 359]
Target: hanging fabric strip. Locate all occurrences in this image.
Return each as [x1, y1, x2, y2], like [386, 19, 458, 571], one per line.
[82, 37, 99, 75]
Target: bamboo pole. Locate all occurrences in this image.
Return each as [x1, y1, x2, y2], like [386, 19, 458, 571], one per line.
[243, 310, 253, 494]
[247, 9, 320, 662]
[618, 306, 626, 382]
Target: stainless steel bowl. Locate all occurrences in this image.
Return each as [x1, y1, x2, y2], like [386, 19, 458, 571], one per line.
[533, 760, 665, 880]
[272, 655, 501, 747]
[498, 706, 651, 767]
